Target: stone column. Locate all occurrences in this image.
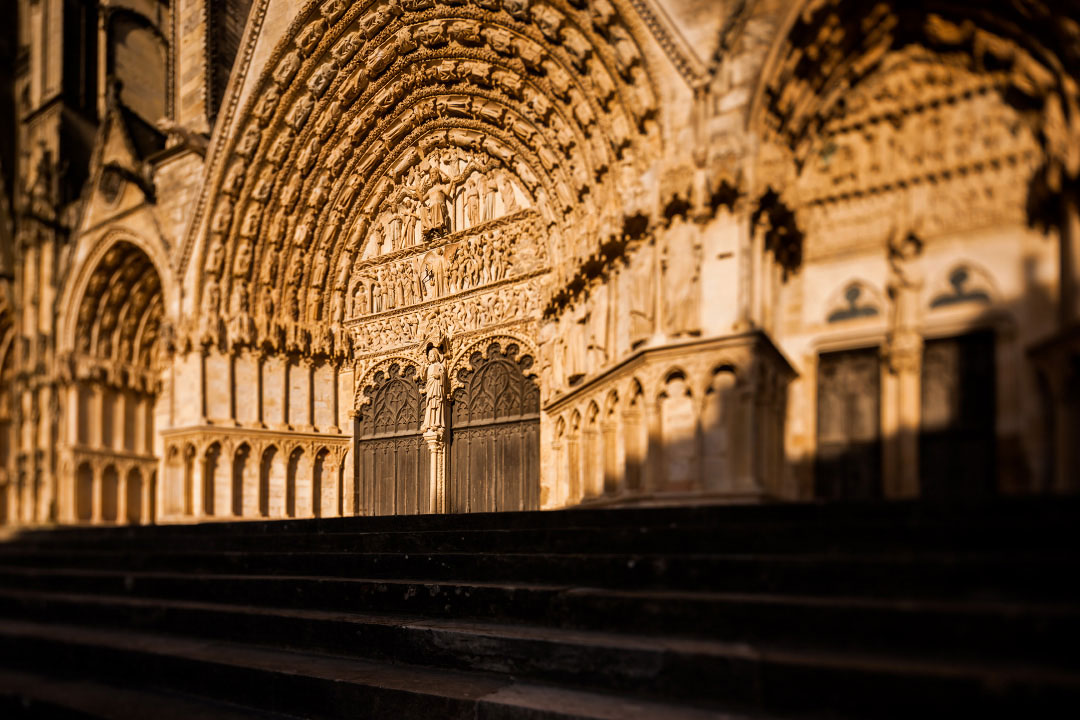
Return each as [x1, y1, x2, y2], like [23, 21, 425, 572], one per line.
[114, 390, 127, 451]
[883, 339, 922, 498]
[424, 428, 447, 514]
[199, 351, 208, 424]
[344, 413, 357, 515]
[226, 352, 238, 427]
[329, 364, 341, 434]
[134, 395, 147, 455]
[142, 468, 153, 524]
[280, 356, 291, 430]
[883, 235, 924, 498]
[91, 384, 104, 448]
[116, 467, 127, 524]
[91, 464, 102, 524]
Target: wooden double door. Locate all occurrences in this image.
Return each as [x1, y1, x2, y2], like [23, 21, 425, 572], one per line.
[918, 331, 996, 499]
[815, 332, 997, 501]
[355, 343, 540, 515]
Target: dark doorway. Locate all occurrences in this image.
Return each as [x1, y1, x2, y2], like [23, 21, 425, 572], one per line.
[449, 342, 540, 513]
[816, 347, 882, 500]
[919, 331, 997, 500]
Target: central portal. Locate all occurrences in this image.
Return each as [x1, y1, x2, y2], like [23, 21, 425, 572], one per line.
[353, 342, 540, 515]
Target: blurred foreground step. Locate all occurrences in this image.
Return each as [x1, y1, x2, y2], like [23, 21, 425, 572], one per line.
[0, 499, 1077, 718]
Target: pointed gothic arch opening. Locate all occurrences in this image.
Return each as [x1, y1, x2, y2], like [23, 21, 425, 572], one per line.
[204, 443, 221, 516]
[101, 465, 119, 523]
[313, 447, 329, 518]
[259, 445, 284, 518]
[75, 463, 93, 522]
[286, 446, 304, 518]
[232, 443, 250, 517]
[125, 467, 143, 524]
[69, 240, 165, 523]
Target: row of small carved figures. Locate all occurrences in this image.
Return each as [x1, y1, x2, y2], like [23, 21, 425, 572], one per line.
[349, 232, 515, 315]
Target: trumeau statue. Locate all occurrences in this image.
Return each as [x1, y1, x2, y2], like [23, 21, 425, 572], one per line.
[422, 345, 447, 432]
[884, 229, 925, 372]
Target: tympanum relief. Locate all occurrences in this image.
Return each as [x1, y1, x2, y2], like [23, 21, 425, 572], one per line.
[796, 54, 1043, 259]
[347, 209, 548, 357]
[359, 147, 530, 255]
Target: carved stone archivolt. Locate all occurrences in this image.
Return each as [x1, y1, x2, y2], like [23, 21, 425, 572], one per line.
[72, 241, 166, 382]
[191, 0, 662, 365]
[749, 1, 1080, 264]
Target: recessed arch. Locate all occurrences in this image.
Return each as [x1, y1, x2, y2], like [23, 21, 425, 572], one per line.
[126, 467, 144, 524]
[191, 0, 663, 347]
[59, 231, 176, 357]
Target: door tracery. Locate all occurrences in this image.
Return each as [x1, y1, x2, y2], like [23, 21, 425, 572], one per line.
[355, 363, 429, 515]
[449, 341, 540, 513]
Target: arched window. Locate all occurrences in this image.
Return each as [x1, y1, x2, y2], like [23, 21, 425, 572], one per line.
[204, 443, 221, 516]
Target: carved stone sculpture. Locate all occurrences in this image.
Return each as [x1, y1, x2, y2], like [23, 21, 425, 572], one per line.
[662, 216, 701, 337]
[422, 346, 447, 432]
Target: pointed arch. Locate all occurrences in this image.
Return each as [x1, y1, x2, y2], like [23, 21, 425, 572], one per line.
[233, 442, 251, 517]
[189, 0, 664, 347]
[101, 465, 120, 523]
[126, 467, 144, 524]
[75, 463, 94, 522]
[313, 446, 330, 518]
[204, 442, 222, 516]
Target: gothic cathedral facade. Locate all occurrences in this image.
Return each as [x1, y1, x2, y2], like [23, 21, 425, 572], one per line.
[1, 0, 1078, 526]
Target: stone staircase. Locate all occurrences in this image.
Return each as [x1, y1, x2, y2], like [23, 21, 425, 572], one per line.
[0, 499, 1078, 718]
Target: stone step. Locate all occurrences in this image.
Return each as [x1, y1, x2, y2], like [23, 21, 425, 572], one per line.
[0, 668, 299, 719]
[14, 497, 1080, 551]
[0, 573, 1075, 667]
[0, 549, 1076, 602]
[9, 518, 1078, 556]
[0, 620, 738, 720]
[3, 500, 1078, 717]
[24, 495, 1080, 537]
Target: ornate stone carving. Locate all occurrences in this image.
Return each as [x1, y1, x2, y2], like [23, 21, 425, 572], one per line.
[421, 346, 447, 433]
[661, 216, 702, 338]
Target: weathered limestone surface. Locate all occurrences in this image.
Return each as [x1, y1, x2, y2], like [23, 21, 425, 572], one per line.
[2, 0, 1080, 526]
